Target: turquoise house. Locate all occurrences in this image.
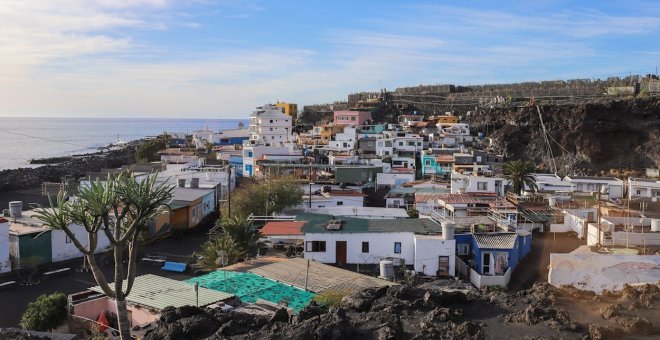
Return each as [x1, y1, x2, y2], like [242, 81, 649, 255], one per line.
[421, 154, 454, 178]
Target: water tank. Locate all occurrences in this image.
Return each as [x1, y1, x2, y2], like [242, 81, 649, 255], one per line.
[9, 201, 22, 219]
[379, 260, 394, 280]
[441, 221, 455, 240]
[652, 219, 660, 232]
[190, 177, 199, 189]
[178, 179, 186, 187]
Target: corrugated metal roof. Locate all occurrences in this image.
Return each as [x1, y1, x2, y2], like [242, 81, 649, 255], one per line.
[474, 233, 517, 250]
[88, 274, 233, 310]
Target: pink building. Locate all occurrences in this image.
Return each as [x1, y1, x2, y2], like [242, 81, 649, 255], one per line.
[333, 110, 372, 126]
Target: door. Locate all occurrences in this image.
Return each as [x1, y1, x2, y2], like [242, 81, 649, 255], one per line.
[336, 241, 347, 265]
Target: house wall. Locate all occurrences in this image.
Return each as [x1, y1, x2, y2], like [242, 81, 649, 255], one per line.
[171, 207, 189, 230]
[187, 199, 203, 228]
[201, 191, 215, 217]
[549, 253, 660, 293]
[413, 236, 456, 276]
[0, 222, 9, 273]
[51, 224, 112, 263]
[376, 173, 415, 188]
[610, 231, 660, 246]
[304, 232, 416, 265]
[470, 267, 512, 288]
[473, 239, 520, 275]
[15, 232, 53, 267]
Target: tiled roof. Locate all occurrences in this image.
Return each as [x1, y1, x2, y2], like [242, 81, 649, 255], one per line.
[435, 155, 455, 162]
[261, 221, 306, 236]
[474, 233, 517, 250]
[325, 190, 366, 197]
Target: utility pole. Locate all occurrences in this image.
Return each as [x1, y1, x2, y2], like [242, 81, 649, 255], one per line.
[308, 163, 313, 209]
[304, 259, 310, 291]
[226, 165, 232, 218]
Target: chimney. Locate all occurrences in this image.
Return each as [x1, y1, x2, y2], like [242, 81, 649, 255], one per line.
[441, 221, 455, 240]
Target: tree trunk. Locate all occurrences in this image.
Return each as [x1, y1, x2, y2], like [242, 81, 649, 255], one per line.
[115, 297, 132, 339]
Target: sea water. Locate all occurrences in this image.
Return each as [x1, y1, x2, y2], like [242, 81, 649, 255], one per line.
[0, 117, 247, 170]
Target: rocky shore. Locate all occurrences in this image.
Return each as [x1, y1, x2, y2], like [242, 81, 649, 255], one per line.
[143, 281, 660, 340]
[0, 143, 138, 192]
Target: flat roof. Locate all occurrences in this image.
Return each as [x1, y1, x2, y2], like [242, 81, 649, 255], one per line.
[89, 274, 233, 310]
[299, 213, 442, 234]
[170, 187, 215, 202]
[249, 258, 393, 294]
[309, 206, 409, 218]
[567, 176, 620, 181]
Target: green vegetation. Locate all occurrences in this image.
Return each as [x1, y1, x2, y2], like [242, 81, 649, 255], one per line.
[313, 290, 350, 307]
[222, 176, 303, 218]
[196, 216, 263, 269]
[20, 293, 68, 331]
[502, 160, 538, 194]
[407, 208, 419, 218]
[136, 139, 166, 162]
[34, 174, 173, 340]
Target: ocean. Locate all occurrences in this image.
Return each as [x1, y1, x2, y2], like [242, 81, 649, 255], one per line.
[0, 117, 247, 170]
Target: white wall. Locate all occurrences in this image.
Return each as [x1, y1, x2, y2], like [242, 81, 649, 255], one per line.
[51, 224, 112, 263]
[470, 267, 511, 288]
[0, 221, 10, 273]
[376, 173, 415, 188]
[304, 232, 415, 265]
[413, 236, 455, 276]
[549, 253, 660, 293]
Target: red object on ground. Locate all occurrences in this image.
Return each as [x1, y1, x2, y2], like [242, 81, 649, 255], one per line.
[97, 311, 109, 333]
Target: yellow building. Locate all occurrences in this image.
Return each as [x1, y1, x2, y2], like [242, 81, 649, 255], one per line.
[437, 115, 459, 124]
[275, 102, 298, 125]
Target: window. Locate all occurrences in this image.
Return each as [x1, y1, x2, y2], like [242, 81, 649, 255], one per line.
[398, 142, 404, 146]
[482, 253, 491, 275]
[270, 120, 273, 123]
[636, 190, 641, 195]
[457, 243, 469, 255]
[306, 241, 326, 252]
[477, 182, 488, 190]
[408, 141, 415, 146]
[351, 116, 356, 121]
[65, 236, 72, 244]
[269, 127, 273, 131]
[336, 201, 343, 206]
[394, 242, 401, 254]
[425, 159, 431, 166]
[362, 242, 369, 253]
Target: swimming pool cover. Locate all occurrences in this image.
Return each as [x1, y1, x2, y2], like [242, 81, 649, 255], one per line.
[186, 271, 316, 313]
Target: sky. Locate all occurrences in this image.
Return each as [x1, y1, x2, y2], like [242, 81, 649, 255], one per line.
[1, 0, 659, 119]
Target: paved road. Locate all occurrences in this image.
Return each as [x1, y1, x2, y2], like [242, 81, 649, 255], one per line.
[0, 228, 209, 327]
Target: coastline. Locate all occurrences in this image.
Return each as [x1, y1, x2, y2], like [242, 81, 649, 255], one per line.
[0, 140, 140, 209]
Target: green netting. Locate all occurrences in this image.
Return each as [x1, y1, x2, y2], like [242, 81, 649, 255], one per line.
[186, 271, 315, 313]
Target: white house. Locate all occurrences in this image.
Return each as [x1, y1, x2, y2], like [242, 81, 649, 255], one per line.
[451, 172, 509, 196]
[375, 138, 393, 156]
[529, 174, 575, 192]
[247, 104, 293, 146]
[376, 173, 415, 188]
[298, 189, 365, 209]
[242, 144, 300, 177]
[0, 218, 10, 273]
[302, 215, 455, 277]
[628, 178, 660, 201]
[8, 209, 112, 268]
[327, 127, 357, 152]
[565, 176, 624, 200]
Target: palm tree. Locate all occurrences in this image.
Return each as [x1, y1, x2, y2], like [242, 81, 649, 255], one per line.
[219, 216, 262, 259]
[502, 160, 538, 195]
[196, 234, 241, 270]
[34, 174, 173, 340]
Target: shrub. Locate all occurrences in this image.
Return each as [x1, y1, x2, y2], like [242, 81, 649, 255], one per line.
[20, 292, 68, 331]
[313, 290, 350, 307]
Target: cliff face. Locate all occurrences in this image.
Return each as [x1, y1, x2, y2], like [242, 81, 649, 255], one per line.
[467, 97, 660, 175]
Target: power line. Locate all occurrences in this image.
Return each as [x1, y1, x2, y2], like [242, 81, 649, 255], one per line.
[0, 128, 92, 148]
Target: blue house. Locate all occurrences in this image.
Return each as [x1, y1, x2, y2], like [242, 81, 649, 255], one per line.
[230, 155, 244, 177]
[421, 154, 454, 178]
[455, 231, 532, 277]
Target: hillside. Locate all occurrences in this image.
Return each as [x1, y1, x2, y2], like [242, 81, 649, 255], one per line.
[467, 97, 660, 175]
